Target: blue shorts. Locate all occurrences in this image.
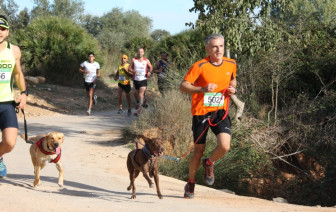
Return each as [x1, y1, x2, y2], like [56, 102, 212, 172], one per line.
[192, 109, 231, 144]
[0, 102, 18, 131]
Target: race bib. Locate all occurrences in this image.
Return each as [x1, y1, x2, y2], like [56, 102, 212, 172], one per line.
[0, 70, 11, 83]
[119, 75, 126, 81]
[203, 92, 225, 107]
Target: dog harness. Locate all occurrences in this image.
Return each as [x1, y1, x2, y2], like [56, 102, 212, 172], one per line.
[35, 137, 62, 163]
[131, 144, 156, 171]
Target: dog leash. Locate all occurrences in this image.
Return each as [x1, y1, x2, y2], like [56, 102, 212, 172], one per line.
[177, 87, 231, 162]
[145, 87, 232, 163]
[15, 103, 33, 144]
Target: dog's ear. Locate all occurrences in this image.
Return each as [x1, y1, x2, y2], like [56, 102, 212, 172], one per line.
[60, 133, 64, 142]
[138, 135, 147, 141]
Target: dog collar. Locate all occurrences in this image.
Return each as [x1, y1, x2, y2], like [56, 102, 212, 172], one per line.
[36, 137, 62, 163]
[142, 145, 155, 158]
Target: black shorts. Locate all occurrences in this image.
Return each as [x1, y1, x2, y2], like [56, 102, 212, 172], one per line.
[118, 83, 131, 93]
[0, 102, 18, 130]
[133, 80, 147, 90]
[192, 109, 231, 144]
[84, 82, 96, 91]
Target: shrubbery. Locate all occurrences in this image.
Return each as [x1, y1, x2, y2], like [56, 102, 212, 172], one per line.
[12, 16, 103, 86]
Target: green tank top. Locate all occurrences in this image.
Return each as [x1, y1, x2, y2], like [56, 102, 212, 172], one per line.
[0, 42, 15, 102]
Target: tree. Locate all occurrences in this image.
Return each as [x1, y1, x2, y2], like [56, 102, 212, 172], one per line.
[15, 8, 30, 30]
[0, 0, 18, 28]
[51, 0, 84, 21]
[151, 29, 170, 41]
[31, 0, 84, 21]
[13, 16, 102, 86]
[31, 0, 51, 18]
[82, 8, 153, 55]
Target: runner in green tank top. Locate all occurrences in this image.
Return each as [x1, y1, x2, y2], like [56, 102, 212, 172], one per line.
[0, 15, 27, 178]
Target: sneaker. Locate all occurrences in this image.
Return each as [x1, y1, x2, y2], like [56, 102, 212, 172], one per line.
[142, 99, 148, 108]
[86, 109, 91, 116]
[142, 103, 148, 109]
[202, 158, 215, 185]
[127, 109, 132, 116]
[118, 108, 123, 114]
[184, 182, 195, 199]
[93, 95, 98, 105]
[0, 157, 7, 178]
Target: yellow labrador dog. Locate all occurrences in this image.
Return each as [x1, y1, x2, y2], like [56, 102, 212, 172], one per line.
[22, 132, 64, 187]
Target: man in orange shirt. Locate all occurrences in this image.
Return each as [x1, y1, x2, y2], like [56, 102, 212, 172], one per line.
[180, 34, 237, 199]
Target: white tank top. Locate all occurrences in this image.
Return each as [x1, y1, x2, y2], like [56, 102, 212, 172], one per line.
[132, 58, 148, 81]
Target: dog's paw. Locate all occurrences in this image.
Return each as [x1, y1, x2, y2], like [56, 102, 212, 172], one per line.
[131, 194, 136, 199]
[158, 194, 163, 199]
[58, 183, 64, 187]
[127, 186, 132, 191]
[149, 183, 154, 188]
[33, 180, 41, 187]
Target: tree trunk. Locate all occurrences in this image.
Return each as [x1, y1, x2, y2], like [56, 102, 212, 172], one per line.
[226, 45, 245, 122]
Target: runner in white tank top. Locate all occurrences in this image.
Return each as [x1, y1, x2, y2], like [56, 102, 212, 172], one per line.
[128, 48, 153, 116]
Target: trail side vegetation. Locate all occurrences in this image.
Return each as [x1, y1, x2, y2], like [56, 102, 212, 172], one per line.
[1, 0, 335, 207]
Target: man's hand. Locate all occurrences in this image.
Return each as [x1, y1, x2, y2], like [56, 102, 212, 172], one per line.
[227, 86, 236, 96]
[201, 83, 217, 92]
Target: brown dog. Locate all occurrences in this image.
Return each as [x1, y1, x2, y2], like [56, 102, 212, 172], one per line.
[126, 135, 165, 199]
[22, 132, 64, 187]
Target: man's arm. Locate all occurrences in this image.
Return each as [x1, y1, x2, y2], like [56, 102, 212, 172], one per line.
[180, 80, 217, 94]
[153, 61, 161, 73]
[228, 78, 237, 96]
[96, 69, 101, 78]
[12, 45, 27, 109]
[147, 59, 153, 77]
[128, 59, 135, 74]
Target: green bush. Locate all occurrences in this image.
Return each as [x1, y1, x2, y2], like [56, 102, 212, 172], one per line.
[13, 15, 103, 86]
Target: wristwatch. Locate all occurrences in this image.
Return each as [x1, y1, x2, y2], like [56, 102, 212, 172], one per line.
[21, 90, 28, 96]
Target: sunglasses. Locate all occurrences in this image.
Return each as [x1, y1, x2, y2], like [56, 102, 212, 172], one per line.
[122, 57, 127, 59]
[0, 27, 8, 31]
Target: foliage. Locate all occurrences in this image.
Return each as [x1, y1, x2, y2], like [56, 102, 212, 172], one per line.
[0, 0, 19, 29]
[148, 30, 205, 71]
[151, 29, 170, 41]
[31, 0, 84, 22]
[13, 16, 102, 86]
[189, 0, 288, 56]
[82, 8, 152, 54]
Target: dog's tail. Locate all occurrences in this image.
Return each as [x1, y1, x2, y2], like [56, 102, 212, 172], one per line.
[20, 134, 34, 144]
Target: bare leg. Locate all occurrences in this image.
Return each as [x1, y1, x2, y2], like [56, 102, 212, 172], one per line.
[209, 133, 231, 162]
[188, 144, 205, 180]
[0, 128, 18, 158]
[117, 87, 123, 109]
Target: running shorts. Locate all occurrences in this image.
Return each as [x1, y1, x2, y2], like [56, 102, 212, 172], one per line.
[133, 80, 147, 90]
[118, 83, 131, 93]
[192, 109, 231, 144]
[0, 102, 18, 130]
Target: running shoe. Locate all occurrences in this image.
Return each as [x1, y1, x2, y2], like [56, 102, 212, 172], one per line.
[86, 109, 91, 116]
[202, 158, 215, 185]
[118, 108, 123, 114]
[93, 95, 98, 105]
[142, 103, 148, 109]
[184, 182, 195, 199]
[127, 109, 132, 116]
[142, 99, 148, 108]
[0, 157, 7, 178]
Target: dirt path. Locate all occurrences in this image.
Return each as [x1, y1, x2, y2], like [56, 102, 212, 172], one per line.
[0, 110, 334, 212]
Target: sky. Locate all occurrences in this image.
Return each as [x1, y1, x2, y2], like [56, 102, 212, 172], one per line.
[18, 0, 199, 35]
